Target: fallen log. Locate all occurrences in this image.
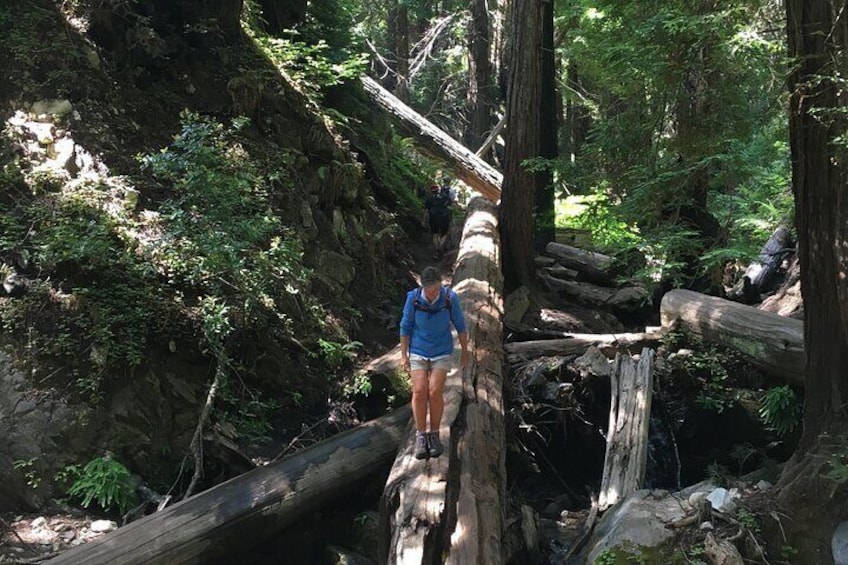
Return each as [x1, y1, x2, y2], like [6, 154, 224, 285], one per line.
[544, 242, 615, 285]
[598, 349, 655, 510]
[660, 289, 804, 385]
[44, 406, 411, 565]
[504, 332, 662, 364]
[380, 196, 505, 564]
[361, 76, 502, 201]
[541, 275, 649, 315]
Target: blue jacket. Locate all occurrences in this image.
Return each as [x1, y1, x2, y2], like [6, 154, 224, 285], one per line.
[400, 286, 467, 358]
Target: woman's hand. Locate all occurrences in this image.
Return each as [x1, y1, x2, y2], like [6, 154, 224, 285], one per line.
[460, 349, 469, 369]
[402, 355, 411, 373]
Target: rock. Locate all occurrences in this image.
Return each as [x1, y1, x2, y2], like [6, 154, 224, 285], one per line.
[31, 99, 73, 118]
[700, 521, 714, 530]
[706, 488, 737, 514]
[90, 519, 117, 533]
[584, 487, 711, 562]
[24, 121, 55, 145]
[688, 491, 708, 508]
[833, 521, 848, 565]
[608, 286, 650, 309]
[755, 480, 772, 491]
[84, 47, 100, 69]
[315, 250, 356, 287]
[504, 285, 530, 324]
[31, 516, 47, 528]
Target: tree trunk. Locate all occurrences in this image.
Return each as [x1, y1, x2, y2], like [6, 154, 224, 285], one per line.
[217, 0, 244, 39]
[387, 2, 410, 102]
[501, 0, 543, 289]
[777, 0, 848, 509]
[660, 289, 805, 386]
[598, 349, 655, 510]
[381, 196, 505, 564]
[44, 406, 411, 565]
[468, 0, 494, 151]
[504, 332, 661, 363]
[360, 76, 502, 201]
[535, 0, 557, 250]
[730, 226, 793, 302]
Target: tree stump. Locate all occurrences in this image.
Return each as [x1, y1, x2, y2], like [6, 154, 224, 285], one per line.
[598, 348, 655, 510]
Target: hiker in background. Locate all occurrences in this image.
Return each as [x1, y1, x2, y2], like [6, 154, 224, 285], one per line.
[399, 267, 469, 460]
[424, 184, 452, 258]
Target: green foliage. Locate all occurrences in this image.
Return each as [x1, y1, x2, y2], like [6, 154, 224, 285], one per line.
[593, 546, 650, 565]
[556, 193, 641, 252]
[218, 374, 279, 443]
[759, 385, 802, 437]
[252, 31, 367, 104]
[13, 458, 41, 489]
[63, 456, 137, 514]
[736, 507, 761, 534]
[670, 345, 739, 413]
[316, 339, 362, 369]
[558, 0, 790, 285]
[760, 385, 804, 436]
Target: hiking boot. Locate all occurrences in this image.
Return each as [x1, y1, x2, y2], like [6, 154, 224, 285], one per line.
[428, 432, 443, 458]
[414, 433, 429, 460]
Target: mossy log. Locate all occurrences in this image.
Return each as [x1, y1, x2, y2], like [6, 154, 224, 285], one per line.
[44, 406, 411, 565]
[660, 289, 804, 385]
[380, 196, 505, 564]
[360, 76, 502, 201]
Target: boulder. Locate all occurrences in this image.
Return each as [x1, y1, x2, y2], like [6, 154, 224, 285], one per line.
[584, 484, 715, 563]
[833, 520, 848, 565]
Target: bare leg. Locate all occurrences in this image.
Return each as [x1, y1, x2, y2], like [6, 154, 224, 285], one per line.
[410, 369, 429, 432]
[428, 368, 448, 432]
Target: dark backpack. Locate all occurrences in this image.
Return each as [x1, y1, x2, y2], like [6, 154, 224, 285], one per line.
[412, 286, 453, 320]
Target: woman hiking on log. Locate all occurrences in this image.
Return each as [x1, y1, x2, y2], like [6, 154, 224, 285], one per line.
[399, 267, 469, 459]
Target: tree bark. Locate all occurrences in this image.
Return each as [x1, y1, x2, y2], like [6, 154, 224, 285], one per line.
[360, 76, 502, 201]
[598, 349, 655, 510]
[387, 1, 410, 102]
[468, 0, 494, 150]
[660, 289, 805, 386]
[381, 196, 505, 564]
[501, 0, 543, 289]
[44, 406, 411, 565]
[535, 0, 557, 250]
[217, 0, 244, 39]
[777, 0, 848, 510]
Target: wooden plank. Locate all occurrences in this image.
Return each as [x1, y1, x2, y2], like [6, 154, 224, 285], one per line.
[45, 406, 411, 565]
[660, 289, 804, 385]
[598, 349, 655, 510]
[381, 196, 505, 564]
[360, 76, 502, 202]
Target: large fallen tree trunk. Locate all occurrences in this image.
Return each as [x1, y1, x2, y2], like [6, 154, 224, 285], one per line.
[361, 76, 502, 201]
[544, 242, 615, 285]
[540, 274, 649, 313]
[45, 406, 411, 565]
[504, 332, 662, 364]
[660, 289, 804, 385]
[380, 196, 505, 564]
[598, 349, 655, 510]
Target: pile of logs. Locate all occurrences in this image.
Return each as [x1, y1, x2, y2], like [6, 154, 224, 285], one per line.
[537, 242, 650, 318]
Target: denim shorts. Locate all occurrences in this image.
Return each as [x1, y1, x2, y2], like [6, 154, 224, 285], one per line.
[410, 354, 452, 372]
